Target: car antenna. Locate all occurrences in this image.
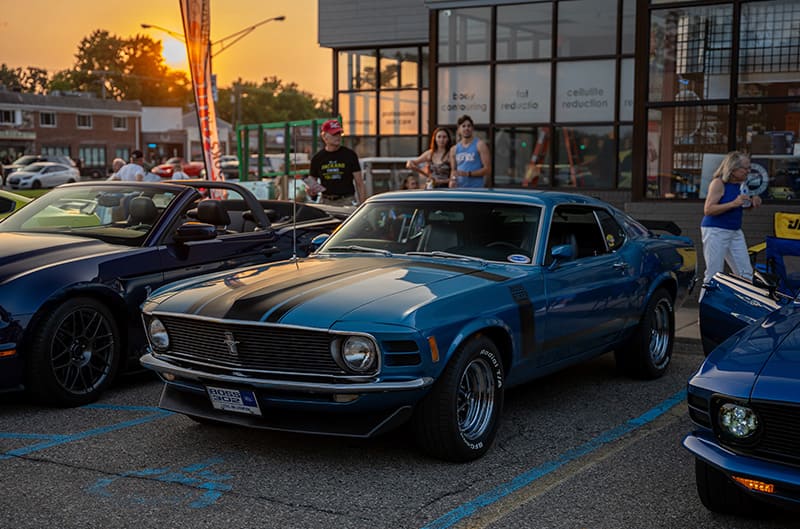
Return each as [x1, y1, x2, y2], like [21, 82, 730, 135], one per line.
[290, 126, 299, 264]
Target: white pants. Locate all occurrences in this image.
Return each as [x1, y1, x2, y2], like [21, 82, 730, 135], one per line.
[701, 226, 753, 290]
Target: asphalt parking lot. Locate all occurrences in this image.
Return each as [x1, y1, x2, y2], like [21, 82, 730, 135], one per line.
[1, 346, 798, 529]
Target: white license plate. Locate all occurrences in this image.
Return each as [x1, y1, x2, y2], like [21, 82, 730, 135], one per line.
[206, 386, 262, 416]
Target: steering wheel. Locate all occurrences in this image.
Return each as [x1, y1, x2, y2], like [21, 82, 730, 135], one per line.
[487, 241, 523, 252]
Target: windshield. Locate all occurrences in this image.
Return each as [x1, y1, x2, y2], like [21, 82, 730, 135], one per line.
[321, 200, 542, 264]
[0, 184, 183, 246]
[12, 155, 38, 166]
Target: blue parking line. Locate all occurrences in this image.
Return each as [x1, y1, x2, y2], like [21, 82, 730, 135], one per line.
[421, 389, 687, 529]
[0, 409, 172, 460]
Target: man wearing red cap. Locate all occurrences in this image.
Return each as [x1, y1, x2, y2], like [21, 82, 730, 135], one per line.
[308, 119, 367, 206]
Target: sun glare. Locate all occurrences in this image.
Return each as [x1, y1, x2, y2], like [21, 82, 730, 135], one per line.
[162, 38, 188, 70]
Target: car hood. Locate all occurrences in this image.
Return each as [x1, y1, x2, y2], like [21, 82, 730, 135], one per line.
[146, 255, 514, 329]
[692, 304, 800, 401]
[0, 232, 125, 284]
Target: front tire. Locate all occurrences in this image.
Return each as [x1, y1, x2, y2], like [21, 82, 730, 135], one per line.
[695, 459, 763, 516]
[26, 297, 121, 406]
[615, 288, 674, 379]
[413, 335, 504, 462]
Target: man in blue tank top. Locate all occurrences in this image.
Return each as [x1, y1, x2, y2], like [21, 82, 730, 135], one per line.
[449, 115, 491, 188]
[700, 151, 762, 299]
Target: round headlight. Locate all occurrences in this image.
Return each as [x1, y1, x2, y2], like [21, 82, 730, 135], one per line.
[147, 317, 170, 351]
[718, 403, 759, 439]
[340, 336, 377, 373]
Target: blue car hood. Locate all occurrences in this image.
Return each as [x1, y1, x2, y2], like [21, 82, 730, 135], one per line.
[0, 232, 124, 284]
[146, 256, 513, 329]
[692, 305, 800, 401]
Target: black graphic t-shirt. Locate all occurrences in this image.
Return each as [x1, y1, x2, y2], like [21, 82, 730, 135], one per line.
[309, 146, 361, 196]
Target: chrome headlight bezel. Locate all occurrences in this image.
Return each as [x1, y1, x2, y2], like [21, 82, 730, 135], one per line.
[332, 335, 379, 374]
[146, 316, 170, 351]
[716, 401, 760, 443]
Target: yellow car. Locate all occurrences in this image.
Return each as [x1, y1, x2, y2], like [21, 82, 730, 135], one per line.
[0, 189, 32, 219]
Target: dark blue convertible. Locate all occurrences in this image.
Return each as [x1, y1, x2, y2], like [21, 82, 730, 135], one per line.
[0, 180, 346, 406]
[140, 189, 696, 461]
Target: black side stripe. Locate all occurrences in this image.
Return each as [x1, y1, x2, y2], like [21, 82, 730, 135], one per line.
[509, 285, 535, 356]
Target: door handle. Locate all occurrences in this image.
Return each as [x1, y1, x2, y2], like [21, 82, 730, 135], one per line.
[613, 262, 629, 270]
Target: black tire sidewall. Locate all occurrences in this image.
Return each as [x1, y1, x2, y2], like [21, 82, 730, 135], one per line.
[27, 297, 121, 406]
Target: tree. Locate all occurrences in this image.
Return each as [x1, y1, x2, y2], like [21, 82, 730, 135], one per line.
[0, 64, 49, 93]
[216, 77, 332, 127]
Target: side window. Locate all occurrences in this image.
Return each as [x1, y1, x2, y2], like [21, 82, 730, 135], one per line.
[546, 205, 608, 261]
[0, 196, 14, 214]
[596, 209, 626, 251]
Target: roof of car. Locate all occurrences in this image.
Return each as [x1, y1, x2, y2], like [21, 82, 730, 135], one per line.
[368, 188, 610, 208]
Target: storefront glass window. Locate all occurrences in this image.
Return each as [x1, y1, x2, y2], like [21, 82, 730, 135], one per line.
[493, 126, 552, 188]
[438, 7, 491, 63]
[557, 0, 617, 57]
[738, 0, 800, 98]
[496, 3, 552, 61]
[555, 60, 616, 122]
[620, 58, 635, 122]
[646, 106, 728, 199]
[649, 5, 733, 103]
[339, 92, 377, 136]
[621, 0, 636, 54]
[619, 125, 633, 188]
[338, 50, 378, 91]
[495, 63, 551, 124]
[379, 90, 420, 135]
[380, 48, 419, 89]
[737, 102, 800, 201]
[555, 126, 616, 189]
[437, 65, 491, 125]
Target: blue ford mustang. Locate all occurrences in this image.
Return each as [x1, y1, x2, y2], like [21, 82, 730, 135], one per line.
[0, 180, 345, 406]
[685, 272, 800, 514]
[140, 189, 696, 461]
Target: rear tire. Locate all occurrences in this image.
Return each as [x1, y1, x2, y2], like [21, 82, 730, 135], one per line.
[26, 297, 121, 406]
[615, 288, 674, 379]
[695, 459, 763, 516]
[413, 335, 504, 462]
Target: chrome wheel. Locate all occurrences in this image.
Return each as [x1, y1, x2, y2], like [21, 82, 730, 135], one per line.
[457, 356, 497, 442]
[648, 297, 673, 370]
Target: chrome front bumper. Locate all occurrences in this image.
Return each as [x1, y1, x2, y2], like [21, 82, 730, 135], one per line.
[140, 353, 434, 394]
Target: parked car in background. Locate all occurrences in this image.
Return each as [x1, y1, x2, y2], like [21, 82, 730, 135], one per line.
[0, 189, 31, 219]
[3, 154, 76, 186]
[685, 284, 800, 514]
[140, 189, 696, 461]
[151, 157, 205, 179]
[220, 155, 240, 180]
[0, 180, 348, 407]
[6, 162, 80, 189]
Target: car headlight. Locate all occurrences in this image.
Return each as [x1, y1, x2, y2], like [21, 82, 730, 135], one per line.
[147, 317, 170, 351]
[335, 336, 377, 373]
[718, 402, 759, 439]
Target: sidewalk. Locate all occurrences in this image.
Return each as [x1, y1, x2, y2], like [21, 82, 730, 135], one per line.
[675, 303, 701, 353]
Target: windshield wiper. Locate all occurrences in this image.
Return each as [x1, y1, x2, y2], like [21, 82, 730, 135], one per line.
[327, 245, 393, 256]
[406, 251, 486, 264]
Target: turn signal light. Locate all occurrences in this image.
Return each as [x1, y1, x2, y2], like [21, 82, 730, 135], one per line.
[428, 336, 439, 363]
[0, 348, 16, 358]
[733, 476, 775, 494]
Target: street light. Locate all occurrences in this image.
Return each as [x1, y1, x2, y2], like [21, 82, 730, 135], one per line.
[140, 15, 285, 57]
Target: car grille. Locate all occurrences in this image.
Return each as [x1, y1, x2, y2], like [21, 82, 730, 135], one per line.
[158, 315, 347, 376]
[748, 400, 800, 466]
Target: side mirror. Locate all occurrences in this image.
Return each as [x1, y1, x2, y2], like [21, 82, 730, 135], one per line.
[310, 233, 330, 252]
[174, 221, 217, 243]
[548, 244, 574, 270]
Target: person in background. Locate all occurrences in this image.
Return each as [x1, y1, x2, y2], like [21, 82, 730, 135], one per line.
[308, 119, 367, 206]
[406, 127, 452, 188]
[171, 162, 190, 180]
[700, 151, 761, 299]
[111, 150, 145, 182]
[449, 115, 491, 188]
[401, 174, 420, 190]
[107, 158, 126, 180]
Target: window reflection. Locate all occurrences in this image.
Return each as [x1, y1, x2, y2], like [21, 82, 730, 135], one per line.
[438, 7, 491, 63]
[557, 0, 617, 57]
[496, 3, 552, 61]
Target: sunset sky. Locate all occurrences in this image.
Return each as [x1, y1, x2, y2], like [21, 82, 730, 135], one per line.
[0, 0, 332, 99]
